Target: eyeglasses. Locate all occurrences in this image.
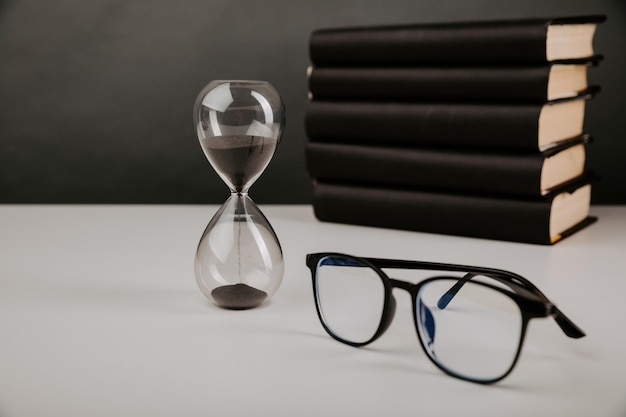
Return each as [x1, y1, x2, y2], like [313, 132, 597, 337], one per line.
[305, 253, 585, 384]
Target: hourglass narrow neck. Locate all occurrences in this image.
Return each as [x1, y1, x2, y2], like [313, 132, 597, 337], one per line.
[200, 134, 279, 196]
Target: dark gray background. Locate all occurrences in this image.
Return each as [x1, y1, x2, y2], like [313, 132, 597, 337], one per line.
[1, 0, 624, 204]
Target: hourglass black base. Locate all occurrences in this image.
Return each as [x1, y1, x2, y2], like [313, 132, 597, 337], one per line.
[211, 283, 268, 309]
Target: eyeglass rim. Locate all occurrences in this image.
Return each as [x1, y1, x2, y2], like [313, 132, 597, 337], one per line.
[412, 276, 528, 383]
[306, 252, 585, 384]
[311, 255, 394, 348]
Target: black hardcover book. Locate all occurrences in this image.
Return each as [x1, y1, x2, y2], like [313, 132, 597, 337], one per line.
[305, 94, 592, 152]
[307, 62, 598, 102]
[310, 15, 605, 66]
[306, 137, 589, 198]
[312, 180, 596, 245]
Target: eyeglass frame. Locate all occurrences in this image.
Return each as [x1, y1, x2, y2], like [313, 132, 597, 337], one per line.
[305, 252, 585, 384]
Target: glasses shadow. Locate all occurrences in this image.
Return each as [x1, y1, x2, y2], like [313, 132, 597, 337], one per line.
[289, 328, 533, 389]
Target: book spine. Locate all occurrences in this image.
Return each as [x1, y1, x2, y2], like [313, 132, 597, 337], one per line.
[305, 100, 541, 151]
[312, 182, 554, 244]
[310, 21, 549, 66]
[306, 142, 546, 197]
[308, 66, 551, 102]
[309, 15, 605, 66]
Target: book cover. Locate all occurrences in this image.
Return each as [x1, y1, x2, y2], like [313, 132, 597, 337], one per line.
[312, 180, 596, 245]
[305, 94, 593, 151]
[310, 15, 605, 66]
[307, 62, 599, 102]
[306, 137, 589, 198]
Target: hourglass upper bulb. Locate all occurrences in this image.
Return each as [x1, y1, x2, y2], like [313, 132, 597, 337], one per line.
[193, 80, 285, 194]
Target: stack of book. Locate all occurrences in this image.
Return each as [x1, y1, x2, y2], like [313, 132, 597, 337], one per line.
[305, 15, 606, 245]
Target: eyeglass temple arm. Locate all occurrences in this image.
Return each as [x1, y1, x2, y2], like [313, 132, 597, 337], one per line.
[551, 305, 586, 338]
[437, 272, 585, 339]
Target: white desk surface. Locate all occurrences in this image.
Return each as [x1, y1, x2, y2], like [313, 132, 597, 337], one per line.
[0, 205, 625, 417]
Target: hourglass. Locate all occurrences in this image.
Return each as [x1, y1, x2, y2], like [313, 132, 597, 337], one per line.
[193, 80, 285, 309]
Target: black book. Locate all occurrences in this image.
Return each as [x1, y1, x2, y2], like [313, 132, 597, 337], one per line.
[305, 94, 592, 152]
[312, 180, 595, 245]
[307, 62, 598, 102]
[310, 15, 605, 66]
[306, 137, 588, 198]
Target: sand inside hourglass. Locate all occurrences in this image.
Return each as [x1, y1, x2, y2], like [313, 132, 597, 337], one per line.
[200, 135, 278, 193]
[198, 135, 278, 308]
[211, 283, 268, 309]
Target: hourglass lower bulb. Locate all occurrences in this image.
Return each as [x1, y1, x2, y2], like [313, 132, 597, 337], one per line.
[193, 80, 285, 309]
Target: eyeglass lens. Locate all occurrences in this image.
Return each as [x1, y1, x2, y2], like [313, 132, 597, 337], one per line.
[417, 278, 523, 381]
[315, 256, 385, 344]
[314, 256, 524, 382]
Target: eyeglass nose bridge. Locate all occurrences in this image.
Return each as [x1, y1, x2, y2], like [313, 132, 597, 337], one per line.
[375, 278, 415, 338]
[378, 293, 397, 336]
[388, 278, 415, 293]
